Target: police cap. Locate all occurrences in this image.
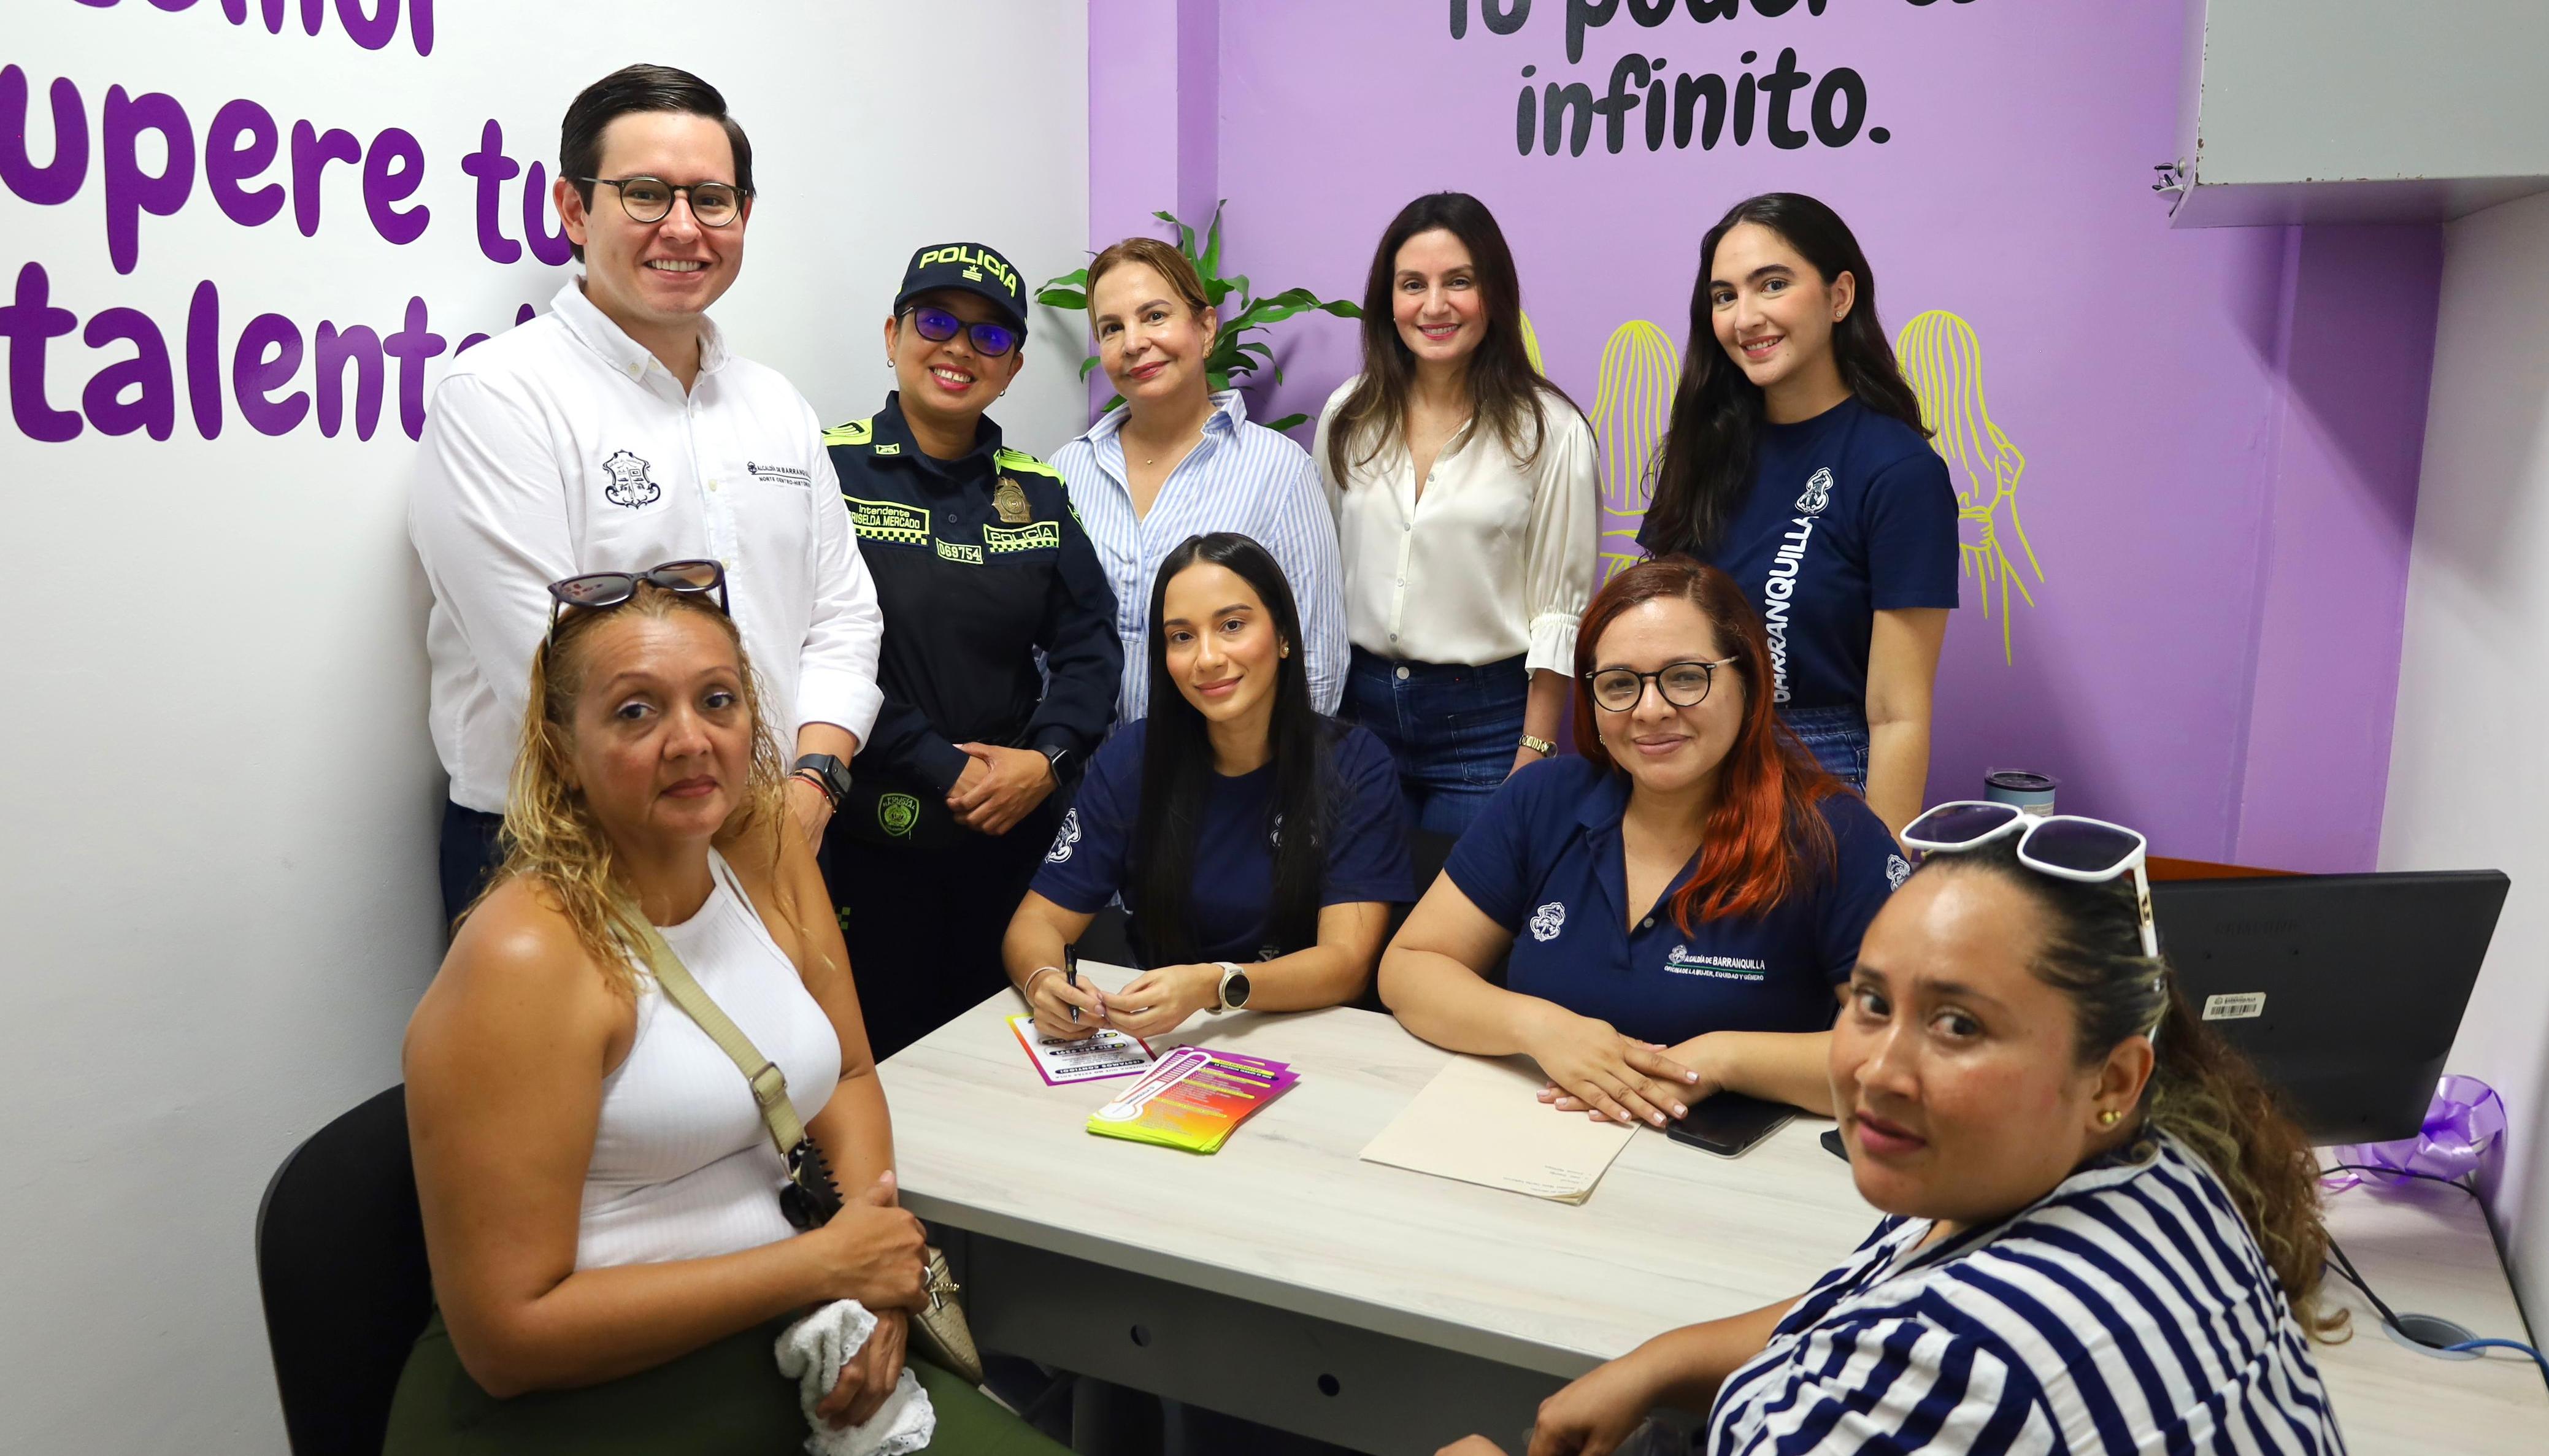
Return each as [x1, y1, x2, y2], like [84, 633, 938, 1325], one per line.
[893, 242, 1029, 333]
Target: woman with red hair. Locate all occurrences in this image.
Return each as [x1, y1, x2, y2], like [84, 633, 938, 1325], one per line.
[1378, 558, 1905, 1124]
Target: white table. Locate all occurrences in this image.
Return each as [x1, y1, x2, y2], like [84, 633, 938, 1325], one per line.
[880, 973, 2545, 1454]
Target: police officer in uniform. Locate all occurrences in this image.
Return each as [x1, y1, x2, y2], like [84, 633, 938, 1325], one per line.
[820, 242, 1122, 1059]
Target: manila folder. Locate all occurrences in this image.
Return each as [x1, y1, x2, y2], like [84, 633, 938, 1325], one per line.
[1359, 1054, 1636, 1204]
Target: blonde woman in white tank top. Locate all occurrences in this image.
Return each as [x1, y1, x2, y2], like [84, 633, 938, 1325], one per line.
[391, 574, 1066, 1455]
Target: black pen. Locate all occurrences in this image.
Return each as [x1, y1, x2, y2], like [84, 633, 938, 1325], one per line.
[1063, 942, 1080, 1025]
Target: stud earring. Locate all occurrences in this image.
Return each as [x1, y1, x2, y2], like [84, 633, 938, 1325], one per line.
[2097, 1108, 2122, 1127]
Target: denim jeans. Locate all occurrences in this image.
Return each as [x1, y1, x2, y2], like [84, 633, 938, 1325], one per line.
[1343, 648, 1529, 838]
[1782, 703, 1870, 790]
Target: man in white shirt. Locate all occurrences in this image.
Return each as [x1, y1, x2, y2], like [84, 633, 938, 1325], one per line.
[412, 64, 881, 924]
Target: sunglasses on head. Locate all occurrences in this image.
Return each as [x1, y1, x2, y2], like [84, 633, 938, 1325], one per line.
[1902, 801, 2159, 961]
[545, 559, 729, 642]
[904, 305, 1019, 358]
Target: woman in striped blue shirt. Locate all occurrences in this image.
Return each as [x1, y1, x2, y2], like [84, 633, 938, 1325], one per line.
[1446, 826, 2347, 1456]
[1050, 237, 1348, 724]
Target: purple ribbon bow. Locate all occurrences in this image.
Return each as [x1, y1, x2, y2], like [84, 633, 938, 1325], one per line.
[2321, 1074, 2505, 1191]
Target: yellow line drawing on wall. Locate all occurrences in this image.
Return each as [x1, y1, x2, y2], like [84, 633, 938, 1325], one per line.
[1896, 310, 2043, 664]
[1590, 321, 1681, 583]
[1518, 308, 1547, 375]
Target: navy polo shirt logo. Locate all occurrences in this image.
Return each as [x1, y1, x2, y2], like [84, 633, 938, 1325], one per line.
[1664, 946, 1767, 982]
[1886, 853, 1911, 891]
[1046, 809, 1081, 864]
[1529, 901, 1566, 942]
[1795, 467, 1834, 515]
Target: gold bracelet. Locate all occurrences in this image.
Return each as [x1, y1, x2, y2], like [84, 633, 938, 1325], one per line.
[1518, 734, 1556, 757]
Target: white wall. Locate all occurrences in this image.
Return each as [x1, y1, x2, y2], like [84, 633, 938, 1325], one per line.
[2382, 186, 2549, 1328]
[0, 4, 1086, 1450]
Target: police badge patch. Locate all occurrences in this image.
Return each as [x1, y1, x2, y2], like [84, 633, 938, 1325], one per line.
[602, 450, 661, 509]
[877, 793, 920, 838]
[992, 477, 1032, 524]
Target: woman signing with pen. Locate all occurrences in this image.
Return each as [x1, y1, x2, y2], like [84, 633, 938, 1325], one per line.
[1002, 532, 1415, 1041]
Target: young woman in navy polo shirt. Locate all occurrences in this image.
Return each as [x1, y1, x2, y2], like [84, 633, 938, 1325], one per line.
[1002, 532, 1415, 1041]
[1379, 557, 1904, 1127]
[1636, 193, 1959, 838]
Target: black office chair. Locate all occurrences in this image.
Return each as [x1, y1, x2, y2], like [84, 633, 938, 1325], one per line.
[255, 1084, 433, 1456]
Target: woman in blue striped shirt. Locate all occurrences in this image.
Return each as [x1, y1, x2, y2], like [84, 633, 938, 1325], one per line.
[1445, 829, 2347, 1456]
[1050, 237, 1348, 724]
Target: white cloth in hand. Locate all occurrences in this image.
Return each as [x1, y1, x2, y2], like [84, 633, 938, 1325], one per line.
[774, 1300, 935, 1456]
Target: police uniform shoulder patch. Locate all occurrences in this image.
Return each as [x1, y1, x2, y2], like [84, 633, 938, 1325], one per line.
[820, 418, 875, 448]
[991, 445, 1061, 480]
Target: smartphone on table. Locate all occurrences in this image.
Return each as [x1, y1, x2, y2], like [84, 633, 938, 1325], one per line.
[1663, 1092, 1796, 1158]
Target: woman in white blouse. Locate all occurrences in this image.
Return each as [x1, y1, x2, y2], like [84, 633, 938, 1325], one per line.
[1315, 193, 1597, 836]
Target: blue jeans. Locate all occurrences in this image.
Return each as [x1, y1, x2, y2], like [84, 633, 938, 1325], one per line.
[1344, 648, 1528, 838]
[1782, 704, 1870, 790]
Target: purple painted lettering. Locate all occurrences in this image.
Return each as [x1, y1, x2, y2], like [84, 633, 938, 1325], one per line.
[335, 0, 398, 50]
[314, 321, 384, 438]
[207, 98, 285, 228]
[383, 296, 446, 439]
[187, 280, 223, 439]
[233, 311, 308, 435]
[289, 119, 361, 237]
[364, 126, 429, 244]
[103, 86, 196, 275]
[82, 306, 176, 440]
[463, 119, 523, 264]
[521, 160, 574, 266]
[1, 264, 83, 442]
[1, 68, 89, 207]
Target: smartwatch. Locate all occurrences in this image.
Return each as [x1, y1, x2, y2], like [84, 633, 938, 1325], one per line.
[1212, 960, 1253, 1014]
[790, 753, 855, 811]
[1037, 743, 1071, 784]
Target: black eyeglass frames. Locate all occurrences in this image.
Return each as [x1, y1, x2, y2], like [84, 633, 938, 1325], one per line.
[1583, 657, 1739, 712]
[577, 176, 748, 227]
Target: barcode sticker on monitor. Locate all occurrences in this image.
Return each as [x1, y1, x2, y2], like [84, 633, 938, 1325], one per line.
[2202, 992, 2267, 1021]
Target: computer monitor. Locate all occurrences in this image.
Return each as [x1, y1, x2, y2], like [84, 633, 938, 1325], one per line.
[2152, 870, 2507, 1146]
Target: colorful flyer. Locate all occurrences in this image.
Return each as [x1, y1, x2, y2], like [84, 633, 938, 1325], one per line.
[1007, 1014, 1155, 1086]
[1086, 1048, 1298, 1154]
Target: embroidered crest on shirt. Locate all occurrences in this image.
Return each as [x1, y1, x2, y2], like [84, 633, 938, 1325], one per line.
[1046, 809, 1082, 863]
[602, 450, 661, 509]
[1529, 901, 1566, 942]
[1886, 854, 1912, 891]
[1794, 466, 1834, 516]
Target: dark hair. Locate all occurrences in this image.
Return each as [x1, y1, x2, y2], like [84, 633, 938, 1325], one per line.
[1573, 557, 1842, 928]
[1131, 534, 1328, 967]
[558, 64, 755, 264]
[1326, 192, 1581, 489]
[1920, 838, 2340, 1339]
[1644, 193, 1927, 558]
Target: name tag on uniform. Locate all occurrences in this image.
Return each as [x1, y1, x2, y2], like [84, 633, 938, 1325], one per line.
[985, 521, 1062, 553]
[936, 539, 985, 565]
[845, 497, 929, 545]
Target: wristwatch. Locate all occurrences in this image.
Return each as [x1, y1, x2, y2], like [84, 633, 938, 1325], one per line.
[1037, 743, 1071, 784]
[1212, 960, 1253, 1014]
[1518, 734, 1556, 758]
[790, 753, 855, 810]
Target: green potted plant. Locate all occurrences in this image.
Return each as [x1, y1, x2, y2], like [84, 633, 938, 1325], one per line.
[1036, 202, 1361, 431]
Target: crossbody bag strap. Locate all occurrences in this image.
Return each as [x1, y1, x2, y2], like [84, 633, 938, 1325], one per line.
[628, 913, 805, 1158]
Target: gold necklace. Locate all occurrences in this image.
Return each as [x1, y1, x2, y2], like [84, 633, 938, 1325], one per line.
[1136, 418, 1204, 468]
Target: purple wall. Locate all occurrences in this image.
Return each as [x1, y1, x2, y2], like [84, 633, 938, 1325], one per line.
[1086, 0, 2440, 867]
